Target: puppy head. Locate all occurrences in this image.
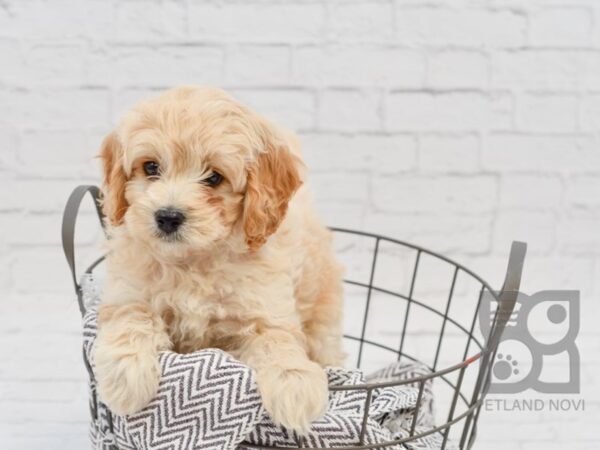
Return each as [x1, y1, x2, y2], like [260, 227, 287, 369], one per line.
[100, 86, 302, 259]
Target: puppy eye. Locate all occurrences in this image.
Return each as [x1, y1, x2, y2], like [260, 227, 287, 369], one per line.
[202, 172, 224, 187]
[143, 161, 160, 177]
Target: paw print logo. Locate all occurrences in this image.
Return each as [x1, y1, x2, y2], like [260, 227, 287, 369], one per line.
[493, 354, 519, 381]
[479, 290, 580, 394]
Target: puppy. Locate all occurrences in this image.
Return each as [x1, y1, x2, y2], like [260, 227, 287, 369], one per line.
[95, 86, 345, 433]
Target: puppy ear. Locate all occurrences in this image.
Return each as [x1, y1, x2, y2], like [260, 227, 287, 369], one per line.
[243, 126, 303, 251]
[99, 131, 129, 226]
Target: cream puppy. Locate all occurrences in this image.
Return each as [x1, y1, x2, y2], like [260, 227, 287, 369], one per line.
[95, 86, 345, 433]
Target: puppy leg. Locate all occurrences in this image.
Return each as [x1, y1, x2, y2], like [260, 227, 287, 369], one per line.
[239, 328, 329, 434]
[303, 256, 346, 367]
[95, 302, 170, 415]
[304, 307, 346, 368]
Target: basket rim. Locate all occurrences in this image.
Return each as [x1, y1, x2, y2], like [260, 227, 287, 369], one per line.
[330, 227, 498, 298]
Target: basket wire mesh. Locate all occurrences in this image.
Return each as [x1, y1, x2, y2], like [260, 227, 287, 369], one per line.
[310, 228, 527, 450]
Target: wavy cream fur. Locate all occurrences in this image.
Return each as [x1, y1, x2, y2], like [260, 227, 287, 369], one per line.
[95, 86, 345, 434]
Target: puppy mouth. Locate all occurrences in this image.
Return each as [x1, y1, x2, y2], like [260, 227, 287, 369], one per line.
[154, 229, 184, 243]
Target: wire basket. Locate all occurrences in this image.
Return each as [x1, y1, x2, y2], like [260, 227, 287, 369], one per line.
[63, 186, 527, 450]
[317, 229, 526, 450]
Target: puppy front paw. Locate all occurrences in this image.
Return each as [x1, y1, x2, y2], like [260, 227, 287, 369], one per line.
[95, 346, 160, 416]
[257, 360, 329, 435]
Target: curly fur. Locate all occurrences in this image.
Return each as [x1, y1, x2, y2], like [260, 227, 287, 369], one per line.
[95, 86, 345, 433]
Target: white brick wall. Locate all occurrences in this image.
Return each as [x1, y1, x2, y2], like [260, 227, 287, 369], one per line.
[1, 1, 599, 449]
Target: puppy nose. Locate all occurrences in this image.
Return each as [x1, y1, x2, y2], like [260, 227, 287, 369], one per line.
[155, 208, 185, 234]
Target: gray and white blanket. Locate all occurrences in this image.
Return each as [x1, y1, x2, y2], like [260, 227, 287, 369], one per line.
[83, 309, 455, 450]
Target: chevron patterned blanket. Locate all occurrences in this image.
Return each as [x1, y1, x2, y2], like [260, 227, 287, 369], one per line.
[83, 308, 455, 450]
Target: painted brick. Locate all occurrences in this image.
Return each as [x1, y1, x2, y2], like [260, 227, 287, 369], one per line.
[483, 134, 600, 172]
[565, 176, 600, 213]
[499, 175, 563, 210]
[310, 172, 370, 204]
[300, 133, 417, 174]
[0, 399, 88, 423]
[327, 1, 393, 42]
[493, 210, 556, 255]
[2, 421, 91, 440]
[226, 45, 290, 85]
[293, 46, 425, 87]
[115, 0, 187, 41]
[113, 88, 166, 121]
[364, 212, 493, 254]
[19, 44, 86, 88]
[315, 201, 366, 231]
[517, 255, 595, 294]
[0, 40, 24, 87]
[529, 8, 592, 47]
[418, 134, 480, 173]
[10, 89, 110, 129]
[395, 7, 527, 48]
[113, 46, 224, 88]
[492, 50, 600, 90]
[10, 248, 79, 294]
[188, 3, 326, 42]
[0, 126, 19, 169]
[0, 1, 113, 41]
[386, 92, 512, 131]
[0, 437, 64, 450]
[230, 89, 316, 130]
[594, 259, 600, 298]
[0, 89, 17, 126]
[318, 89, 382, 131]
[371, 175, 498, 213]
[517, 93, 579, 133]
[559, 217, 600, 254]
[19, 129, 93, 169]
[0, 211, 101, 246]
[580, 93, 600, 131]
[428, 50, 489, 89]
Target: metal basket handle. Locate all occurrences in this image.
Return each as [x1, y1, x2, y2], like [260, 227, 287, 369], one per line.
[61, 185, 106, 316]
[488, 241, 527, 351]
[476, 240, 527, 402]
[464, 240, 527, 449]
